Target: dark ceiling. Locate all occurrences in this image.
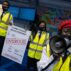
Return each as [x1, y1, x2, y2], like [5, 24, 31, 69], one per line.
[0, 0, 71, 10]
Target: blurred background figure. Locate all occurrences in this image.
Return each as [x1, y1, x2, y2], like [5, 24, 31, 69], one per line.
[0, 0, 13, 62]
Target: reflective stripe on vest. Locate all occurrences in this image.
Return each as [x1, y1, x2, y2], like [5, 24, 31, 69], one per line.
[31, 41, 44, 46]
[46, 43, 51, 57]
[0, 12, 12, 36]
[28, 32, 49, 60]
[29, 48, 42, 53]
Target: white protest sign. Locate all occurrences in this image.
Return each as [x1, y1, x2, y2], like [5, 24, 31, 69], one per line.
[2, 26, 31, 64]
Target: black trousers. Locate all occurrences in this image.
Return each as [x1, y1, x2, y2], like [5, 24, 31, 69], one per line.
[26, 57, 39, 71]
[0, 36, 5, 58]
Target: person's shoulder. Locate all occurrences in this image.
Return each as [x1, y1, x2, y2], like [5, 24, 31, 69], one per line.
[44, 31, 49, 34]
[8, 12, 13, 18]
[6, 12, 13, 20]
[7, 11, 12, 16]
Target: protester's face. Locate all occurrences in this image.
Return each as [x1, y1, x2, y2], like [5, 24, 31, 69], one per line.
[39, 22, 46, 31]
[62, 27, 71, 37]
[39, 22, 45, 28]
[2, 2, 9, 11]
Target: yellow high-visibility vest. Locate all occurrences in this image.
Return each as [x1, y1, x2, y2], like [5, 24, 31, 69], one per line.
[53, 57, 63, 71]
[60, 54, 71, 71]
[28, 31, 49, 60]
[46, 43, 51, 57]
[0, 12, 13, 37]
[53, 54, 71, 71]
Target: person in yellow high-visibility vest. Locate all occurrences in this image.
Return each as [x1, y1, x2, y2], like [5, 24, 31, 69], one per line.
[26, 21, 50, 71]
[0, 0, 13, 59]
[52, 20, 71, 71]
[41, 20, 71, 71]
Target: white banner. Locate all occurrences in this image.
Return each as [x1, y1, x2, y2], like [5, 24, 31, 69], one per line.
[2, 26, 31, 64]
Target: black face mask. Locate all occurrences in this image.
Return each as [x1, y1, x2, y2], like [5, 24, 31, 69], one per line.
[2, 6, 8, 12]
[39, 27, 45, 31]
